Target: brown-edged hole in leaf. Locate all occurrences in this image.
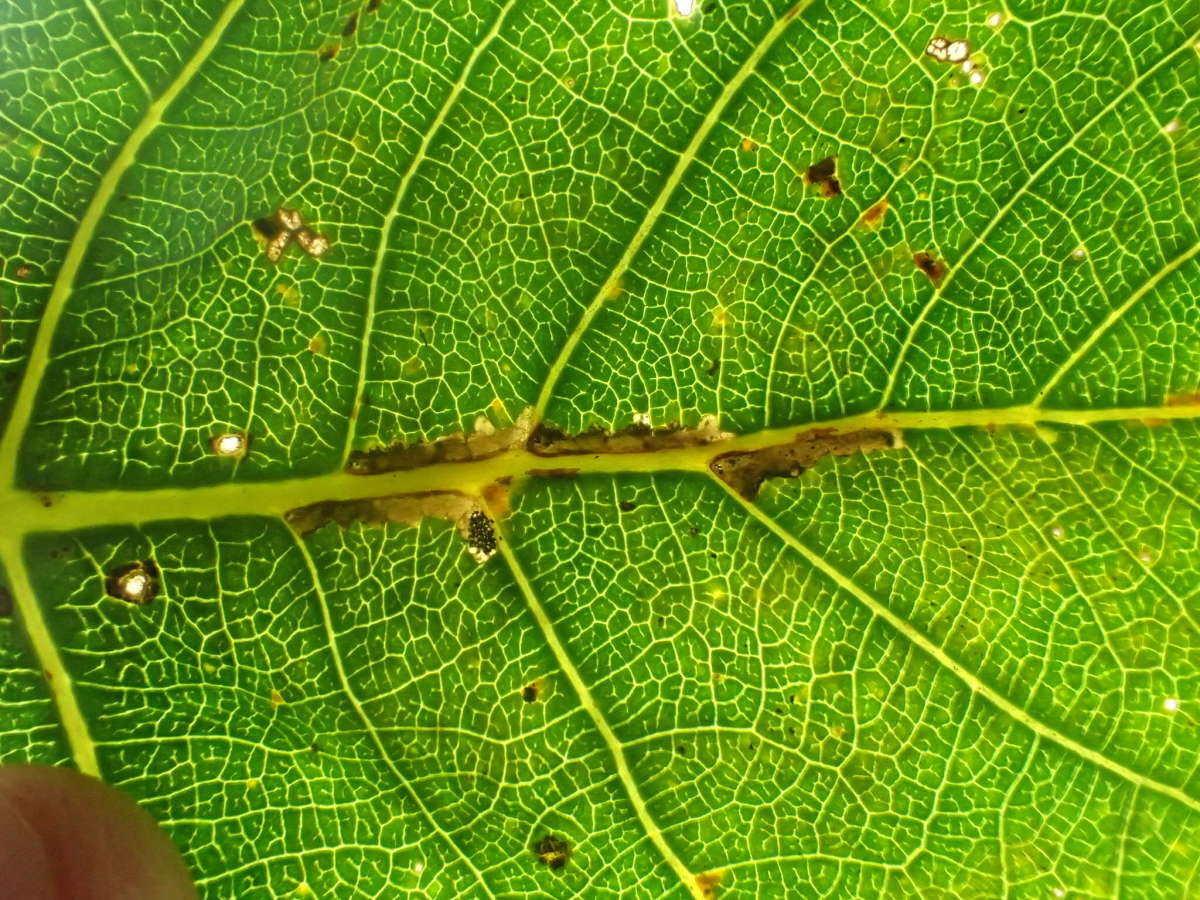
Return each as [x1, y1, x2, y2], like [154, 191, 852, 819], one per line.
[533, 834, 570, 870]
[104, 560, 160, 605]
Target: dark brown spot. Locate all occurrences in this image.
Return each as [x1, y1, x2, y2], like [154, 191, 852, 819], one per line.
[14, 264, 32, 279]
[533, 834, 570, 871]
[522, 683, 539, 703]
[0, 585, 12, 617]
[366, 0, 382, 10]
[252, 217, 281, 240]
[914, 252, 945, 282]
[343, 11, 358, 36]
[619, 500, 637, 512]
[706, 358, 720, 377]
[318, 44, 338, 62]
[38, 495, 52, 508]
[804, 155, 841, 198]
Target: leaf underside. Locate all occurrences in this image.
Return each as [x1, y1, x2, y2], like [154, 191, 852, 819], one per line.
[1, 0, 1199, 897]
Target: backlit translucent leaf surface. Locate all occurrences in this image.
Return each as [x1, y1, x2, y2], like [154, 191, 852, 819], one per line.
[1, 0, 1198, 897]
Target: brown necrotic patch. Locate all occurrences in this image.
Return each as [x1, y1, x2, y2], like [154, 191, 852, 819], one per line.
[913, 251, 945, 282]
[0, 585, 12, 617]
[521, 680, 541, 702]
[710, 428, 899, 499]
[860, 198, 888, 228]
[343, 11, 358, 36]
[533, 834, 570, 870]
[804, 155, 841, 198]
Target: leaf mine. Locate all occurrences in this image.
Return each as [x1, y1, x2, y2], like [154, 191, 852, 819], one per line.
[348, 409, 532, 474]
[710, 428, 900, 499]
[285, 492, 497, 563]
[528, 414, 730, 455]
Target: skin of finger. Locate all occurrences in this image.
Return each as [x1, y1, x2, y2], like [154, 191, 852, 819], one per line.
[0, 764, 198, 900]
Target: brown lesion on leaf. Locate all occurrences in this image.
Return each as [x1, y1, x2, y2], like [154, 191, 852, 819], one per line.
[0, 584, 12, 617]
[343, 11, 359, 36]
[710, 428, 900, 499]
[696, 870, 724, 898]
[521, 680, 542, 702]
[860, 198, 888, 228]
[804, 155, 841, 198]
[529, 414, 730, 456]
[913, 251, 945, 282]
[349, 409, 532, 475]
[285, 492, 499, 562]
[318, 44, 339, 62]
[366, 0, 382, 11]
[533, 833, 570, 870]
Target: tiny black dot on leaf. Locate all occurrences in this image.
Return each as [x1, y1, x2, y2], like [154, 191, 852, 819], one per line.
[619, 500, 636, 512]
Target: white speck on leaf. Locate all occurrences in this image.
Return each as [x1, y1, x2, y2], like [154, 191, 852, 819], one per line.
[673, 0, 695, 15]
[212, 432, 247, 457]
[1050, 525, 1065, 540]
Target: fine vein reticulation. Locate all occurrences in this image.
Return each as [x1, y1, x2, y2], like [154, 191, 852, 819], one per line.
[2, 0, 1199, 898]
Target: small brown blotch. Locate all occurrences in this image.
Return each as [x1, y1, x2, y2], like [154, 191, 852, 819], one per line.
[14, 264, 32, 279]
[829, 725, 845, 739]
[318, 44, 338, 62]
[697, 869, 724, 898]
[913, 251, 945, 282]
[343, 11, 358, 36]
[618, 500, 637, 512]
[533, 834, 570, 871]
[270, 689, 285, 709]
[521, 681, 540, 703]
[366, 0, 382, 10]
[740, 137, 756, 152]
[0, 585, 12, 617]
[104, 560, 160, 605]
[38, 494, 53, 508]
[860, 198, 889, 228]
[482, 480, 511, 519]
[804, 155, 841, 198]
[308, 334, 328, 355]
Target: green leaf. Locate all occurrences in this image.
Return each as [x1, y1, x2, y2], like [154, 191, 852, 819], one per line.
[2, 0, 1199, 897]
